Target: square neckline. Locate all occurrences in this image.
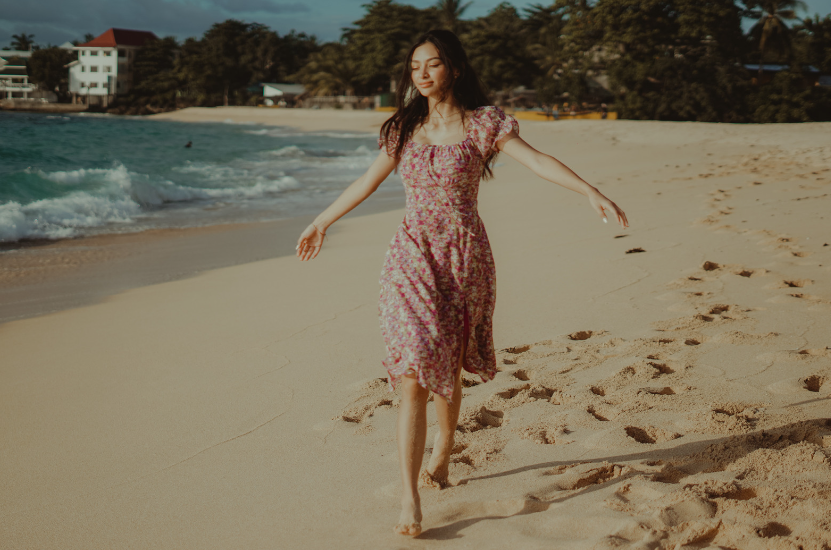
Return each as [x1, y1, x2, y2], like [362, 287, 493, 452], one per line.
[407, 107, 484, 148]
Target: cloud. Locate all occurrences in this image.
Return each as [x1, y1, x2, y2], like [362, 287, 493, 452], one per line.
[210, 0, 310, 14]
[0, 0, 329, 47]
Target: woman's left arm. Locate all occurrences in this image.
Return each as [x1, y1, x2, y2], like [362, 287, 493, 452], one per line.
[498, 132, 629, 229]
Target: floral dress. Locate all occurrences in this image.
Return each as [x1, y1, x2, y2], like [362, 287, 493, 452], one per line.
[378, 106, 519, 401]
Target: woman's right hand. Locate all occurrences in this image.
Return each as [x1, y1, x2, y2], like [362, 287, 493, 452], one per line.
[296, 223, 326, 261]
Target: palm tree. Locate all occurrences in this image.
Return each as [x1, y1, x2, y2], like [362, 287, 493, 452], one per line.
[744, 0, 806, 80]
[11, 33, 35, 51]
[435, 0, 472, 34]
[525, 4, 567, 77]
[292, 43, 359, 96]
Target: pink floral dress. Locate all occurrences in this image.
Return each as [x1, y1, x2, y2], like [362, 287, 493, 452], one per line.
[378, 106, 519, 401]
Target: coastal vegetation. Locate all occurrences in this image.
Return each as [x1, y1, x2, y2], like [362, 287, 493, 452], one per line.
[7, 0, 831, 121]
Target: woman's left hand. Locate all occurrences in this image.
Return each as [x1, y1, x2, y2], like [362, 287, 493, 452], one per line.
[589, 190, 629, 228]
[296, 223, 326, 261]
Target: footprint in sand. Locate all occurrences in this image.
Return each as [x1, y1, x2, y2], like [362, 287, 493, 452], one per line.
[512, 369, 531, 381]
[680, 402, 766, 435]
[496, 384, 530, 400]
[598, 420, 831, 549]
[590, 360, 677, 398]
[500, 343, 532, 364]
[338, 377, 396, 424]
[460, 372, 482, 388]
[587, 404, 614, 422]
[803, 374, 827, 393]
[710, 330, 779, 345]
[652, 303, 746, 331]
[456, 406, 504, 433]
[340, 398, 393, 423]
[489, 381, 560, 409]
[624, 425, 681, 444]
[544, 462, 631, 491]
[517, 421, 571, 445]
[771, 278, 813, 289]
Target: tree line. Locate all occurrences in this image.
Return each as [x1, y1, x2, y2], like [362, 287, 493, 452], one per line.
[7, 0, 831, 121]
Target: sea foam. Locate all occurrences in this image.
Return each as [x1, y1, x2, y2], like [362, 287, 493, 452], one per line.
[0, 113, 387, 243]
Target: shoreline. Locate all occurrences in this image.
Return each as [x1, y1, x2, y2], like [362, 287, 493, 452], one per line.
[0, 194, 403, 325]
[149, 105, 393, 132]
[0, 107, 401, 324]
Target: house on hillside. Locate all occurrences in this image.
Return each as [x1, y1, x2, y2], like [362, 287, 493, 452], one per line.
[67, 28, 157, 106]
[0, 49, 35, 100]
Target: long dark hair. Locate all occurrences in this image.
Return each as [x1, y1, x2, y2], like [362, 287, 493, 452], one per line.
[380, 30, 497, 178]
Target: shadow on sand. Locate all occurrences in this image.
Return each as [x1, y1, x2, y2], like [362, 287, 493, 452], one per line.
[417, 417, 831, 541]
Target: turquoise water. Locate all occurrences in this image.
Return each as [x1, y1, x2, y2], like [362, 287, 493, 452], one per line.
[0, 111, 396, 242]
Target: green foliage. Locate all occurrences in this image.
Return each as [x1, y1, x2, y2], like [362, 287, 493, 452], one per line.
[593, 0, 752, 121]
[436, 0, 473, 34]
[461, 3, 537, 92]
[27, 47, 74, 100]
[291, 43, 360, 95]
[91, 0, 830, 121]
[117, 37, 180, 113]
[611, 50, 751, 121]
[193, 20, 255, 106]
[342, 0, 437, 93]
[175, 20, 318, 106]
[796, 14, 831, 72]
[750, 66, 831, 121]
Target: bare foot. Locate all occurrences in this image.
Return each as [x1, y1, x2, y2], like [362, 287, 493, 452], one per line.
[393, 497, 422, 536]
[422, 431, 453, 489]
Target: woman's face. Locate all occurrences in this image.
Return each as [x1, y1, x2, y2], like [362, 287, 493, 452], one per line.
[410, 42, 452, 99]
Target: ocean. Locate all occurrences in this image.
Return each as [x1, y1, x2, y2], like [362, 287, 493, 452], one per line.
[0, 110, 400, 243]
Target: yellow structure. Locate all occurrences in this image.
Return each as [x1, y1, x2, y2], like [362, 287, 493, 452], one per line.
[511, 110, 617, 121]
[372, 107, 616, 119]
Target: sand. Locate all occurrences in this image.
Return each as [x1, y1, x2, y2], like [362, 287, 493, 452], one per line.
[1, 106, 830, 549]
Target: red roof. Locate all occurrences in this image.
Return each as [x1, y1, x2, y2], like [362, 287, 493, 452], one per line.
[78, 28, 157, 48]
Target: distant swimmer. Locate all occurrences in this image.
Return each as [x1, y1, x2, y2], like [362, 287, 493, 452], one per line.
[185, 141, 192, 148]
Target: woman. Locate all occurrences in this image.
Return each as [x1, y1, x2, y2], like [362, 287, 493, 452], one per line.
[296, 29, 628, 537]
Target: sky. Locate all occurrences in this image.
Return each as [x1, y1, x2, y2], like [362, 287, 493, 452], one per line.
[1, 0, 830, 48]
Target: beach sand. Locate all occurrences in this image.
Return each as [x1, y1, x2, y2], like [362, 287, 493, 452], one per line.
[2, 107, 830, 549]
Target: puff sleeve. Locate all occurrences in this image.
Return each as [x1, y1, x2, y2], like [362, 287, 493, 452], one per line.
[378, 125, 400, 157]
[469, 106, 519, 157]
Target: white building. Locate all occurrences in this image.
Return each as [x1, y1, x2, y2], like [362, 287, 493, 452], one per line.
[67, 28, 157, 106]
[0, 49, 35, 100]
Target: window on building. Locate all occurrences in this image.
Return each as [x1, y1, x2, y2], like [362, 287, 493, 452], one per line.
[91, 50, 99, 56]
[90, 82, 98, 88]
[106, 51, 113, 56]
[80, 65, 85, 72]
[81, 50, 87, 56]
[118, 49, 126, 58]
[104, 66, 111, 73]
[90, 66, 98, 72]
[102, 81, 109, 89]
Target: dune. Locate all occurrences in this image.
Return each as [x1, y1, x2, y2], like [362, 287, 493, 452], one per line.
[1, 108, 830, 549]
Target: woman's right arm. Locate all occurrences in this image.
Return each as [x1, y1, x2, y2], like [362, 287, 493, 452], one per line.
[296, 151, 397, 261]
